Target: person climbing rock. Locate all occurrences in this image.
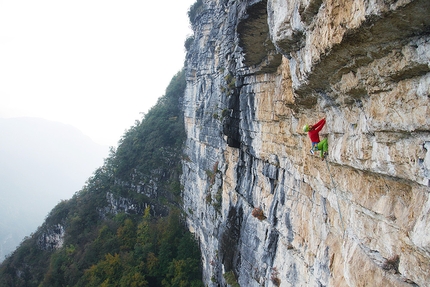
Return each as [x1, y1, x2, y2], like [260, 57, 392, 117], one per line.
[303, 118, 328, 160]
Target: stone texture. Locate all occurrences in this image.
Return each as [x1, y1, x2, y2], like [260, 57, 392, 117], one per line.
[37, 224, 65, 251]
[182, 0, 430, 286]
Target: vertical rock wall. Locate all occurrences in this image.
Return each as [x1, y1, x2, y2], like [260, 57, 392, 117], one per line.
[182, 0, 430, 286]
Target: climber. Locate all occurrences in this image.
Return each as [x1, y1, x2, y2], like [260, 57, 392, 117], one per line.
[303, 118, 328, 160]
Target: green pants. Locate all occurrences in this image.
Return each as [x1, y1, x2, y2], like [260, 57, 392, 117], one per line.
[317, 138, 328, 157]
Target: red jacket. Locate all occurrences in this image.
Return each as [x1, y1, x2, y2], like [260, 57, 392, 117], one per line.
[308, 118, 325, 143]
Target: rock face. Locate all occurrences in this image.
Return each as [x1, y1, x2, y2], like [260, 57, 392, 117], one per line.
[37, 224, 65, 251]
[182, 0, 430, 286]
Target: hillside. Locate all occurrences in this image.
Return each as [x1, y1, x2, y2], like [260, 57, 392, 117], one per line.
[0, 70, 203, 287]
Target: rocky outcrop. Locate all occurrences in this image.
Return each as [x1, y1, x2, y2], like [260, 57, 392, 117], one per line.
[99, 191, 167, 217]
[37, 224, 65, 251]
[182, 0, 430, 286]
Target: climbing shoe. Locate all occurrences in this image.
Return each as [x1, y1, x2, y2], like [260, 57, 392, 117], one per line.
[310, 149, 314, 155]
[321, 151, 328, 161]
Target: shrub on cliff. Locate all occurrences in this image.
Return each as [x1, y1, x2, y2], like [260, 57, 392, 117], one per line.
[251, 207, 266, 220]
[185, 36, 195, 52]
[188, 0, 204, 27]
[223, 270, 240, 287]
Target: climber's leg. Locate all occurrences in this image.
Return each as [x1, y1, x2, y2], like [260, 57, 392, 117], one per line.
[318, 138, 328, 158]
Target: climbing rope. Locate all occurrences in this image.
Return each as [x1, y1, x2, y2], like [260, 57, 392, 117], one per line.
[325, 159, 346, 237]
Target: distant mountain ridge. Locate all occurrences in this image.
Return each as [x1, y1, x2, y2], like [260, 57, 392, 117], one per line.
[0, 117, 108, 261]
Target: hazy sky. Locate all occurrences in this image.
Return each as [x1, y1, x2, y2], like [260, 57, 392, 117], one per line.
[0, 0, 196, 147]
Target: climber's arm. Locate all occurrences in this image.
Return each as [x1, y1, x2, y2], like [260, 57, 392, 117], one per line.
[313, 118, 326, 132]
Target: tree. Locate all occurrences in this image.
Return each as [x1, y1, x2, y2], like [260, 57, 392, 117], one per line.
[117, 219, 136, 251]
[135, 207, 155, 259]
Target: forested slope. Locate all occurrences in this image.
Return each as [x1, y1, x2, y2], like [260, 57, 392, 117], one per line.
[0, 70, 203, 287]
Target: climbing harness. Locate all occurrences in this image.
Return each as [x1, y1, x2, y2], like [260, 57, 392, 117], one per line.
[325, 159, 346, 237]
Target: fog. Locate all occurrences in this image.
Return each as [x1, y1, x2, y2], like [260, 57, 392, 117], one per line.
[0, 117, 107, 261]
[0, 0, 196, 147]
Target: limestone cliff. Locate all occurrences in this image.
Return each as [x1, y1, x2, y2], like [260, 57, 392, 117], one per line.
[181, 0, 430, 286]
